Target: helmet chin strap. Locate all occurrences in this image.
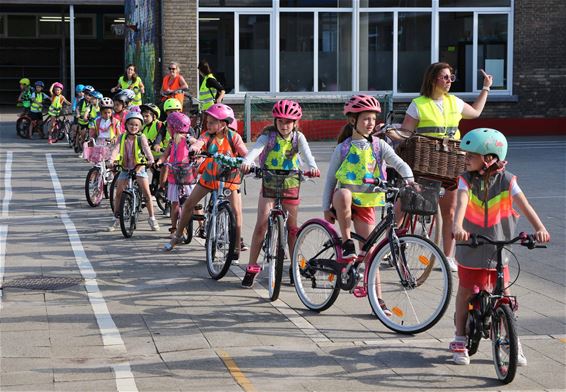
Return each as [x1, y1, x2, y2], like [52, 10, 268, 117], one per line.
[479, 158, 507, 175]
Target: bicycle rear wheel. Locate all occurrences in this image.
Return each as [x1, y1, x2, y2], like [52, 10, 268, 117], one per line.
[492, 304, 518, 384]
[109, 174, 119, 212]
[205, 203, 235, 280]
[85, 167, 104, 207]
[119, 192, 136, 238]
[267, 215, 285, 302]
[367, 234, 451, 334]
[16, 117, 31, 138]
[292, 220, 340, 312]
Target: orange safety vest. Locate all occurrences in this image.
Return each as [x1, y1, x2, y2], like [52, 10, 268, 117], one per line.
[161, 75, 184, 104]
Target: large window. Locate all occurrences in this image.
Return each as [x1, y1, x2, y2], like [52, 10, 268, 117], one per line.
[7, 15, 36, 38]
[198, 2, 513, 95]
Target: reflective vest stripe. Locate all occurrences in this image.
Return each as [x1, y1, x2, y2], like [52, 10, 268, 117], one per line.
[199, 74, 217, 110]
[117, 134, 147, 166]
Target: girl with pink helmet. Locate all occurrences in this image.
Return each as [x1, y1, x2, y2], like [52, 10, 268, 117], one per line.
[47, 82, 72, 144]
[239, 99, 320, 288]
[163, 103, 248, 252]
[156, 112, 197, 238]
[322, 94, 414, 314]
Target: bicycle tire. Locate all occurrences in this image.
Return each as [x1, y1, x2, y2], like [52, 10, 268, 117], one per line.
[183, 216, 194, 244]
[119, 191, 136, 238]
[205, 202, 235, 280]
[267, 215, 285, 302]
[84, 167, 104, 207]
[109, 174, 119, 212]
[16, 117, 31, 138]
[292, 220, 340, 312]
[492, 304, 518, 384]
[56, 120, 66, 141]
[155, 188, 169, 213]
[367, 234, 452, 334]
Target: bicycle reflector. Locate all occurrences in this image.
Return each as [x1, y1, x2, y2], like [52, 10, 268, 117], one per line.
[391, 307, 404, 317]
[418, 255, 431, 266]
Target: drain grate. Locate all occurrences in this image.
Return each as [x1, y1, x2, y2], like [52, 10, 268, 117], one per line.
[2, 276, 83, 291]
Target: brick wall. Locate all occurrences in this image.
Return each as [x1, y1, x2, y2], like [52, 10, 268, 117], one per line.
[161, 0, 198, 103]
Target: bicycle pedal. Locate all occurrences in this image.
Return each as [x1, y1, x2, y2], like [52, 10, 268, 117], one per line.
[352, 286, 367, 298]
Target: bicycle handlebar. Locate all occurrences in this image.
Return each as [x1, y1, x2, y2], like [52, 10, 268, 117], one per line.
[247, 166, 320, 179]
[459, 232, 547, 250]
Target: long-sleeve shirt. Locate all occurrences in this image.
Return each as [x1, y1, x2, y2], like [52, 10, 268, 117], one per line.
[322, 138, 413, 211]
[243, 132, 318, 170]
[110, 133, 155, 170]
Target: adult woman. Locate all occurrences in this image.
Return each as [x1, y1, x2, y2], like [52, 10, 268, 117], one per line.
[160, 62, 189, 106]
[198, 60, 225, 111]
[111, 64, 145, 106]
[399, 62, 493, 272]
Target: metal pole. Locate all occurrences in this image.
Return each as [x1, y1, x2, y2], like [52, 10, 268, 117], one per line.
[70, 4, 76, 98]
[61, 7, 67, 89]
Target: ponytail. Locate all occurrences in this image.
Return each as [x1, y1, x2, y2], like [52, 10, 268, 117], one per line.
[337, 113, 357, 144]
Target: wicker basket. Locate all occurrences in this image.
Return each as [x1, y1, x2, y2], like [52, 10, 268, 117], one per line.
[396, 134, 466, 186]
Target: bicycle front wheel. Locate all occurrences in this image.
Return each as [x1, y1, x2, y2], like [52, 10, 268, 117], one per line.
[266, 215, 285, 302]
[205, 203, 235, 280]
[492, 304, 518, 384]
[367, 234, 451, 334]
[119, 192, 136, 238]
[85, 167, 104, 207]
[109, 174, 119, 212]
[292, 221, 340, 312]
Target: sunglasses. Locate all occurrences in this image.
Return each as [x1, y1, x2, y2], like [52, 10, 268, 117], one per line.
[438, 74, 456, 82]
[169, 67, 177, 70]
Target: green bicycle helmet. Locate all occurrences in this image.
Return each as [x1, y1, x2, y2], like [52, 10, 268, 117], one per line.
[163, 98, 182, 112]
[140, 103, 161, 119]
[460, 128, 508, 161]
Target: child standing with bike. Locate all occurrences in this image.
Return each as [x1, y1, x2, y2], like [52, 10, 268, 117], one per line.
[451, 128, 550, 366]
[240, 100, 320, 288]
[28, 81, 50, 139]
[108, 111, 159, 232]
[163, 103, 248, 252]
[156, 112, 196, 238]
[47, 82, 72, 144]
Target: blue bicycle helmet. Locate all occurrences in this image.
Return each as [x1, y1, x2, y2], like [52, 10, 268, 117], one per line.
[75, 84, 85, 93]
[34, 81, 45, 87]
[91, 91, 103, 100]
[460, 128, 508, 161]
[83, 85, 95, 94]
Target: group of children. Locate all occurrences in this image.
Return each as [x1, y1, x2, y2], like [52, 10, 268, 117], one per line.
[18, 79, 550, 368]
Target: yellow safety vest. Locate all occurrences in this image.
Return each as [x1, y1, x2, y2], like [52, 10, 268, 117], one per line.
[142, 120, 165, 158]
[199, 73, 217, 110]
[48, 95, 64, 116]
[116, 134, 147, 167]
[119, 76, 143, 106]
[30, 92, 46, 113]
[414, 95, 462, 139]
[78, 100, 90, 125]
[335, 143, 385, 207]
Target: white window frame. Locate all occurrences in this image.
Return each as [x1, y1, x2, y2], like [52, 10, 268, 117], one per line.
[198, 0, 514, 97]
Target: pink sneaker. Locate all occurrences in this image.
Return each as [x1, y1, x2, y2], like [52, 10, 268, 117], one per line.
[241, 264, 262, 288]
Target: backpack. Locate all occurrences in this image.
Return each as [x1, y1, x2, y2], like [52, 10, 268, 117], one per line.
[258, 129, 299, 168]
[340, 136, 387, 181]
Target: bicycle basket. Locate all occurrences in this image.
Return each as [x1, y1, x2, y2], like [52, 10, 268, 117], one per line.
[86, 145, 111, 164]
[399, 178, 441, 216]
[171, 163, 199, 185]
[262, 170, 301, 200]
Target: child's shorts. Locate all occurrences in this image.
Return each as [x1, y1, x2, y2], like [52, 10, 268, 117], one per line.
[351, 205, 376, 225]
[168, 183, 193, 203]
[118, 167, 148, 180]
[30, 111, 43, 121]
[458, 264, 510, 291]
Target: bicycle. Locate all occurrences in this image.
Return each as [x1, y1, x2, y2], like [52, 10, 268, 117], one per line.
[247, 167, 316, 301]
[114, 164, 146, 238]
[47, 109, 72, 143]
[16, 111, 49, 139]
[292, 177, 452, 334]
[149, 165, 170, 214]
[162, 161, 200, 244]
[84, 142, 114, 207]
[458, 232, 546, 384]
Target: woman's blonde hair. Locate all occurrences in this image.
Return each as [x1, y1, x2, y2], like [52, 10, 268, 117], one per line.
[169, 62, 180, 72]
[174, 131, 186, 145]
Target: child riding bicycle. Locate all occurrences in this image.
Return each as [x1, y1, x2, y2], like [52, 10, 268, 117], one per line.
[240, 100, 320, 288]
[451, 128, 550, 366]
[17, 78, 32, 113]
[47, 82, 72, 144]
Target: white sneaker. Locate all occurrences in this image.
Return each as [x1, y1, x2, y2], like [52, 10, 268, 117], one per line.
[148, 217, 160, 231]
[446, 257, 458, 272]
[107, 218, 120, 232]
[449, 340, 470, 365]
[517, 340, 528, 366]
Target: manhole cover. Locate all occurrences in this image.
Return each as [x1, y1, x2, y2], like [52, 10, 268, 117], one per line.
[2, 276, 83, 291]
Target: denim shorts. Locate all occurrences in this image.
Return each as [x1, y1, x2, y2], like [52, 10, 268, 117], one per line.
[118, 167, 148, 180]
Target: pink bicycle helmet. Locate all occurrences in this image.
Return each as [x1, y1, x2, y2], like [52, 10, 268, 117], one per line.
[167, 112, 191, 134]
[343, 94, 381, 115]
[206, 103, 235, 123]
[52, 82, 64, 91]
[228, 117, 238, 132]
[272, 100, 302, 120]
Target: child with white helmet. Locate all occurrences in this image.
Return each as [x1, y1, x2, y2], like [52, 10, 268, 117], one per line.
[89, 97, 120, 145]
[450, 128, 550, 366]
[108, 111, 159, 232]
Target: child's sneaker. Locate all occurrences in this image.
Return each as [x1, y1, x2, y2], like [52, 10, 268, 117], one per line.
[449, 340, 470, 365]
[148, 217, 160, 231]
[378, 298, 393, 317]
[240, 238, 249, 252]
[341, 239, 356, 260]
[517, 339, 528, 366]
[231, 252, 240, 265]
[163, 236, 181, 251]
[107, 218, 120, 232]
[241, 264, 262, 288]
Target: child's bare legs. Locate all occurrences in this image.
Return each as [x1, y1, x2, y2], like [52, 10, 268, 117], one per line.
[113, 178, 127, 215]
[230, 190, 243, 254]
[454, 285, 474, 336]
[439, 189, 457, 257]
[136, 177, 155, 217]
[247, 195, 274, 266]
[332, 189, 353, 240]
[283, 203, 299, 257]
[173, 184, 209, 242]
[170, 201, 180, 230]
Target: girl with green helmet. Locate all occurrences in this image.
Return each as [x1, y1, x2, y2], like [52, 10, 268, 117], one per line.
[450, 127, 550, 366]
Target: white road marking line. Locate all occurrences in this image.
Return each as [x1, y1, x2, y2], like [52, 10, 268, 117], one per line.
[46, 154, 138, 392]
[2, 151, 13, 217]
